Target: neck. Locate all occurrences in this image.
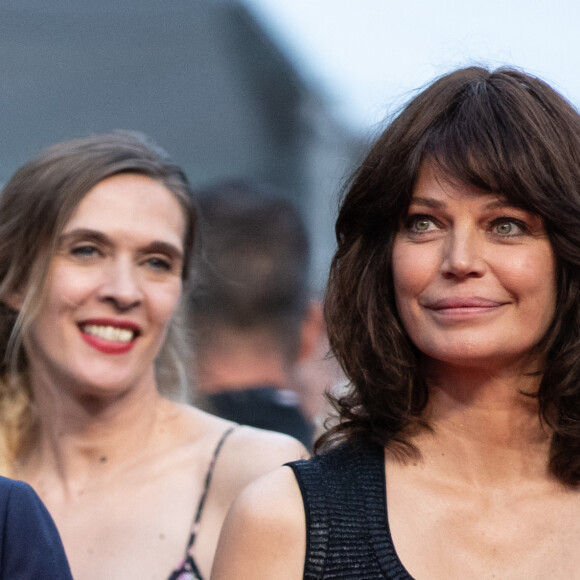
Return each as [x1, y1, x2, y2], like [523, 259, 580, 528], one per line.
[411, 360, 552, 486]
[18, 369, 169, 490]
[194, 338, 292, 394]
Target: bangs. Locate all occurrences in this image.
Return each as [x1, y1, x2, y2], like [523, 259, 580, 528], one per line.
[421, 78, 543, 213]
[412, 70, 578, 223]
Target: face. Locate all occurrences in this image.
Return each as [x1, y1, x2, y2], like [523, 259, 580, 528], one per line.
[391, 162, 557, 372]
[25, 173, 186, 399]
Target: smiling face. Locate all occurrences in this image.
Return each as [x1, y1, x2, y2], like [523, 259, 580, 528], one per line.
[24, 173, 186, 399]
[391, 162, 557, 372]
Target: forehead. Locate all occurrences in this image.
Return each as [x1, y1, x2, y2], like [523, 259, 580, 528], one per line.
[411, 162, 515, 208]
[63, 173, 186, 246]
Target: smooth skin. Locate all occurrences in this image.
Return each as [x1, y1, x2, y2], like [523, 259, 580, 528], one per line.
[211, 163, 580, 579]
[13, 174, 306, 580]
[210, 466, 306, 579]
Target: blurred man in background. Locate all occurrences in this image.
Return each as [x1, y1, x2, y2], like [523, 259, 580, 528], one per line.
[188, 180, 328, 449]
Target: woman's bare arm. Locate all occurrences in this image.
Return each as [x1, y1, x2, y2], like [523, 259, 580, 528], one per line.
[210, 465, 306, 579]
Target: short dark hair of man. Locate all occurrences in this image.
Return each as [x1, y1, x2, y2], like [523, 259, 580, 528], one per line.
[189, 179, 311, 364]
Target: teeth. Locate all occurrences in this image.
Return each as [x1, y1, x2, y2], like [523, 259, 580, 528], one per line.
[83, 325, 135, 343]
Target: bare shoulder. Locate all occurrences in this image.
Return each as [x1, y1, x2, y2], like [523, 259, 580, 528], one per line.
[166, 401, 307, 489]
[211, 466, 305, 579]
[213, 424, 308, 498]
[160, 401, 307, 501]
[224, 424, 308, 470]
[159, 401, 236, 451]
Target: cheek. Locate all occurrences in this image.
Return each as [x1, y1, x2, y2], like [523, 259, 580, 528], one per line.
[392, 243, 432, 307]
[529, 265, 557, 323]
[45, 268, 98, 310]
[391, 249, 425, 342]
[151, 281, 183, 325]
[498, 247, 556, 309]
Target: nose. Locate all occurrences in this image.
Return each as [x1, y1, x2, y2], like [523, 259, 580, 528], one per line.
[440, 226, 486, 280]
[98, 258, 143, 311]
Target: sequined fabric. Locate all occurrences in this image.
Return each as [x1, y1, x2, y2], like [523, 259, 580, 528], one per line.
[287, 441, 415, 579]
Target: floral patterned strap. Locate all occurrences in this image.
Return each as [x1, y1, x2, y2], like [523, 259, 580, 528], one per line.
[168, 425, 237, 580]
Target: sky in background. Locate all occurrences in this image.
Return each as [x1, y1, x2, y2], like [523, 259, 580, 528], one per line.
[242, 0, 580, 134]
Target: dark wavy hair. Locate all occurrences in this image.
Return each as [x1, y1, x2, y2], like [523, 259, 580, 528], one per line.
[319, 66, 580, 485]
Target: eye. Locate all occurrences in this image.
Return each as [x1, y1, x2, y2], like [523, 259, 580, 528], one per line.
[71, 245, 99, 258]
[146, 256, 172, 271]
[490, 218, 527, 237]
[414, 218, 432, 231]
[404, 214, 438, 232]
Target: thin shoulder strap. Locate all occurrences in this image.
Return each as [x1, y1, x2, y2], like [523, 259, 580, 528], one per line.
[185, 425, 236, 552]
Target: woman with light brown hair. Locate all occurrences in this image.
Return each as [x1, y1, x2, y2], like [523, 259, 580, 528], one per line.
[212, 66, 580, 579]
[0, 130, 305, 580]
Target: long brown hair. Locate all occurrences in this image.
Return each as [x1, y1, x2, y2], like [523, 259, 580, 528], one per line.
[320, 66, 580, 485]
[0, 130, 198, 474]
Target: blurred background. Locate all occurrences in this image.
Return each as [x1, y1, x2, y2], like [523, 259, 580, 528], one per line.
[1, 0, 578, 291]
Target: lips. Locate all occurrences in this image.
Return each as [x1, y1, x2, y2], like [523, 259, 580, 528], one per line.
[78, 319, 141, 354]
[421, 297, 509, 322]
[425, 297, 506, 310]
[83, 324, 134, 343]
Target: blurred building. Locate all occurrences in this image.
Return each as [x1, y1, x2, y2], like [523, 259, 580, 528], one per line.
[0, 0, 361, 288]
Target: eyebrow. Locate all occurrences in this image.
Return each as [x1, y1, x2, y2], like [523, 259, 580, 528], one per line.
[408, 197, 445, 209]
[58, 228, 184, 260]
[142, 241, 184, 261]
[58, 229, 110, 248]
[409, 196, 526, 211]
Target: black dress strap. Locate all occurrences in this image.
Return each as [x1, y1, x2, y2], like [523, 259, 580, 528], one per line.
[167, 425, 236, 580]
[287, 440, 414, 579]
[189, 425, 236, 546]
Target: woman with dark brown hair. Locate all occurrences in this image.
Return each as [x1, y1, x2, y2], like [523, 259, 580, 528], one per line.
[211, 66, 580, 579]
[0, 131, 306, 580]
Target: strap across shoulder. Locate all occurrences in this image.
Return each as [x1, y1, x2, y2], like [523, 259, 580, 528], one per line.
[191, 425, 237, 537]
[287, 440, 413, 579]
[167, 425, 237, 580]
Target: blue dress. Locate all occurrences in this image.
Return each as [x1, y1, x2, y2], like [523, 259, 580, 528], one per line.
[0, 476, 72, 579]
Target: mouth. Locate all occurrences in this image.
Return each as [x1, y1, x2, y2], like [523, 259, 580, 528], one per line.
[78, 320, 141, 354]
[425, 297, 507, 310]
[81, 324, 136, 343]
[422, 297, 509, 321]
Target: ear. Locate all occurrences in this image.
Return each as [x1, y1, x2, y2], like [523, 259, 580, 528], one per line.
[297, 300, 325, 362]
[3, 291, 23, 312]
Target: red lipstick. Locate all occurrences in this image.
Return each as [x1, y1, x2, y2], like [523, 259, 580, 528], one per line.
[78, 318, 140, 355]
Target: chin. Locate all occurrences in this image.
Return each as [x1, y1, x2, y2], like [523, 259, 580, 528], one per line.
[424, 346, 535, 372]
[70, 373, 137, 399]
